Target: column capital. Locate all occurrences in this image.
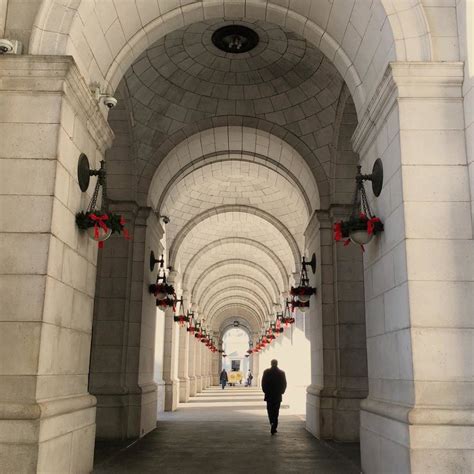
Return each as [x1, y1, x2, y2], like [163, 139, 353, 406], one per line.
[0, 55, 114, 152]
[353, 61, 464, 155]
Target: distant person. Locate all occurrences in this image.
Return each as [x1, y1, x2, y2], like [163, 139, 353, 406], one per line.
[261, 359, 287, 435]
[220, 369, 228, 390]
[246, 370, 253, 387]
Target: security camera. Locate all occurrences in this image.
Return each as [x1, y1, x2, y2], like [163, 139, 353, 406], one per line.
[0, 39, 14, 54]
[102, 96, 118, 109]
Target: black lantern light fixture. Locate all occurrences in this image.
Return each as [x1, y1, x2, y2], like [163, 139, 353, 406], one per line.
[173, 298, 190, 326]
[290, 253, 317, 312]
[334, 159, 384, 248]
[149, 252, 176, 309]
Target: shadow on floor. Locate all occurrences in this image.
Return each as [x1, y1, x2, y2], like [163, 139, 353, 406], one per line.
[93, 388, 361, 473]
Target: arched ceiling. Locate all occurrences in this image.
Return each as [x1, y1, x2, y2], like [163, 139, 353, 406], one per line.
[125, 18, 344, 206]
[114, 17, 349, 336]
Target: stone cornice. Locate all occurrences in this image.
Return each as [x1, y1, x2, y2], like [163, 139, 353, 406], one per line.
[0, 55, 114, 152]
[353, 61, 464, 156]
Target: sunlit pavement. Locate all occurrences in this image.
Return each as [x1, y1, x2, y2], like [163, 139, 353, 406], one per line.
[94, 387, 361, 473]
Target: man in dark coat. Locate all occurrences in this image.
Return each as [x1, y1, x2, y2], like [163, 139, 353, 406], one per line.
[261, 359, 287, 434]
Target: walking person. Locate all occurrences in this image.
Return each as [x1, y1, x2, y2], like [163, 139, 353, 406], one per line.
[261, 359, 287, 435]
[220, 369, 228, 390]
[246, 370, 253, 387]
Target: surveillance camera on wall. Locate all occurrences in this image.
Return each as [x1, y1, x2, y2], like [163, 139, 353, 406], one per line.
[91, 85, 118, 109]
[0, 39, 14, 54]
[102, 96, 118, 109]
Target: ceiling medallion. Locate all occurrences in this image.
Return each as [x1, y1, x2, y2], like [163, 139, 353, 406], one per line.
[212, 25, 259, 54]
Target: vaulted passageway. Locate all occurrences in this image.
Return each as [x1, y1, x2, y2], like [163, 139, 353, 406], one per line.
[1, 1, 472, 473]
[93, 387, 360, 473]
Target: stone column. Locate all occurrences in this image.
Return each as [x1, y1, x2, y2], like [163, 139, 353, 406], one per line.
[353, 62, 473, 473]
[0, 56, 114, 473]
[251, 351, 260, 388]
[162, 272, 180, 411]
[90, 207, 160, 441]
[188, 331, 197, 397]
[312, 209, 368, 442]
[212, 351, 220, 385]
[202, 347, 209, 389]
[178, 324, 190, 402]
[195, 336, 202, 393]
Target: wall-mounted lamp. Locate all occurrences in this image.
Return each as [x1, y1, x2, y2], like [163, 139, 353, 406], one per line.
[75, 154, 129, 248]
[334, 159, 384, 248]
[290, 254, 317, 310]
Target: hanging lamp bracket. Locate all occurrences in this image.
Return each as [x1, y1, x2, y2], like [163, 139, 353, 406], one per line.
[78, 154, 107, 192]
[356, 158, 384, 197]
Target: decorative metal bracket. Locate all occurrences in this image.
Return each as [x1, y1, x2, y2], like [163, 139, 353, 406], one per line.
[302, 253, 317, 275]
[357, 158, 383, 197]
[78, 153, 106, 192]
[150, 251, 165, 272]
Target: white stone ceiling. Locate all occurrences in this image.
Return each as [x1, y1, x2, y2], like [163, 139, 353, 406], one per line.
[120, 18, 346, 334]
[125, 17, 343, 204]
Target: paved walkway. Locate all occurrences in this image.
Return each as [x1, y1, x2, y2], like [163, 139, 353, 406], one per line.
[94, 387, 361, 473]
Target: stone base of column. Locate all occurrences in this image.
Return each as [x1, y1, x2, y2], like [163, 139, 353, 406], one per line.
[188, 376, 197, 396]
[179, 377, 190, 403]
[320, 389, 366, 442]
[94, 383, 158, 440]
[195, 376, 203, 393]
[139, 382, 159, 435]
[306, 384, 322, 438]
[164, 380, 179, 412]
[0, 394, 96, 473]
[156, 380, 166, 413]
[360, 398, 473, 474]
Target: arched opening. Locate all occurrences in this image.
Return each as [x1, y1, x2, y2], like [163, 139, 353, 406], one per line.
[221, 327, 250, 382]
[88, 13, 365, 469]
[3, 1, 471, 473]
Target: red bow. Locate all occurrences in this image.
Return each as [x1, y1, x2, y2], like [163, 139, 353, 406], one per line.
[367, 217, 381, 235]
[120, 216, 131, 240]
[333, 222, 342, 241]
[90, 213, 109, 248]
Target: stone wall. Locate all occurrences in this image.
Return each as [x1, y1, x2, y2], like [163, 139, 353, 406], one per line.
[0, 55, 112, 473]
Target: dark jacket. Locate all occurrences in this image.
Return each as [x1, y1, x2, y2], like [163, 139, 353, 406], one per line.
[220, 371, 228, 382]
[261, 367, 287, 402]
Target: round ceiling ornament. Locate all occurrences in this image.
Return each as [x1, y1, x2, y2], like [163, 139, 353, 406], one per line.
[212, 25, 260, 54]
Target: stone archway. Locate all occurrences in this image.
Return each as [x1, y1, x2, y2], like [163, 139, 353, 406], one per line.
[0, 1, 472, 473]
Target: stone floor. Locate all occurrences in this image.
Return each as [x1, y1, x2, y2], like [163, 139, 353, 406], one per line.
[93, 387, 361, 473]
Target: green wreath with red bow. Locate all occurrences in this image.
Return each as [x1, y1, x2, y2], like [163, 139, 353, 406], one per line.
[76, 210, 130, 248]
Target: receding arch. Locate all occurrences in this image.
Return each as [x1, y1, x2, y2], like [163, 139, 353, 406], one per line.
[169, 205, 301, 271]
[207, 299, 265, 326]
[181, 237, 289, 292]
[156, 152, 314, 215]
[191, 259, 282, 303]
[208, 303, 263, 330]
[31, 0, 434, 118]
[198, 274, 275, 314]
[201, 286, 271, 319]
[149, 125, 320, 213]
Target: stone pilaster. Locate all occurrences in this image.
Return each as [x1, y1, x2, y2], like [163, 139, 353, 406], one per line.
[195, 336, 203, 393]
[162, 272, 180, 411]
[0, 56, 113, 473]
[90, 206, 160, 440]
[353, 62, 473, 474]
[188, 332, 197, 396]
[178, 325, 190, 402]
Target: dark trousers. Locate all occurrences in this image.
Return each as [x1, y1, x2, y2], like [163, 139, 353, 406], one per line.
[266, 400, 281, 428]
